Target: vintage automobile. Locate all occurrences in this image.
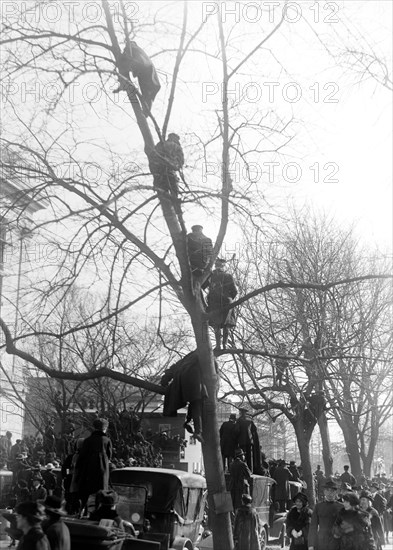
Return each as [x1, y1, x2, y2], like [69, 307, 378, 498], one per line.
[197, 475, 302, 550]
[110, 467, 208, 550]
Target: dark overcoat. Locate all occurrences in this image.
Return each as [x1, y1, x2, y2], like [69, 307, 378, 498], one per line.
[43, 517, 71, 550]
[206, 270, 237, 328]
[286, 505, 313, 550]
[229, 458, 252, 510]
[272, 464, 293, 501]
[234, 504, 262, 550]
[308, 500, 344, 550]
[219, 420, 237, 458]
[16, 526, 50, 550]
[333, 509, 376, 550]
[74, 430, 112, 496]
[162, 352, 211, 416]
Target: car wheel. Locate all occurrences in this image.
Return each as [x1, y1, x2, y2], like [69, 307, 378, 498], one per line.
[259, 527, 267, 550]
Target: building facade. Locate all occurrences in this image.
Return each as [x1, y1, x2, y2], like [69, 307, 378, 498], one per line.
[0, 149, 47, 440]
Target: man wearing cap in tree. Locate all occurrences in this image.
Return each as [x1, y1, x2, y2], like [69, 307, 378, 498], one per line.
[235, 408, 262, 474]
[186, 225, 213, 277]
[204, 257, 238, 350]
[41, 496, 70, 550]
[219, 413, 237, 471]
[340, 465, 356, 489]
[309, 477, 344, 550]
[229, 449, 252, 511]
[14, 501, 50, 550]
[74, 418, 112, 515]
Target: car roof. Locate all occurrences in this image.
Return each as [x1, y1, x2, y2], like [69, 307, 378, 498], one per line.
[111, 467, 207, 489]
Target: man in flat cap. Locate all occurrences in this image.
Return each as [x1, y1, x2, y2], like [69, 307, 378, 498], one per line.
[309, 477, 344, 550]
[205, 257, 238, 350]
[186, 225, 213, 277]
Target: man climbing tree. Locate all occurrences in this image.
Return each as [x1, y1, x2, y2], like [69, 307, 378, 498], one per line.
[205, 258, 238, 350]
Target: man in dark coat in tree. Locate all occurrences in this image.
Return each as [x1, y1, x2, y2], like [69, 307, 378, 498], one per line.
[74, 418, 112, 515]
[186, 225, 213, 277]
[204, 258, 238, 350]
[235, 408, 262, 474]
[150, 133, 185, 201]
[219, 413, 237, 471]
[113, 41, 161, 114]
[161, 351, 216, 443]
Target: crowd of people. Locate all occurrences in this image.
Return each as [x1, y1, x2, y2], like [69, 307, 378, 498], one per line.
[229, 456, 393, 550]
[2, 413, 393, 550]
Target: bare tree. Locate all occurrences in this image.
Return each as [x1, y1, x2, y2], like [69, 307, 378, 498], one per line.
[1, 3, 391, 547]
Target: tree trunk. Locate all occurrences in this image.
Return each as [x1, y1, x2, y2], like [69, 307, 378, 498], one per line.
[318, 412, 333, 476]
[339, 415, 362, 479]
[361, 433, 378, 478]
[292, 419, 316, 508]
[193, 311, 234, 550]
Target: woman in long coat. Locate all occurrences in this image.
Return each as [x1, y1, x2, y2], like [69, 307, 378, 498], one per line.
[333, 493, 376, 550]
[74, 418, 112, 513]
[233, 494, 263, 550]
[286, 492, 313, 550]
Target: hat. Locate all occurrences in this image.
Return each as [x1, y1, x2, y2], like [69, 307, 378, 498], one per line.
[46, 463, 54, 470]
[343, 493, 360, 507]
[52, 461, 60, 468]
[168, 132, 180, 142]
[191, 224, 203, 231]
[290, 461, 296, 465]
[42, 495, 66, 515]
[235, 448, 245, 458]
[293, 492, 308, 504]
[93, 418, 109, 431]
[323, 478, 338, 489]
[229, 414, 236, 420]
[15, 501, 45, 523]
[215, 258, 227, 264]
[239, 407, 248, 413]
[32, 474, 43, 482]
[97, 490, 119, 506]
[359, 491, 374, 502]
